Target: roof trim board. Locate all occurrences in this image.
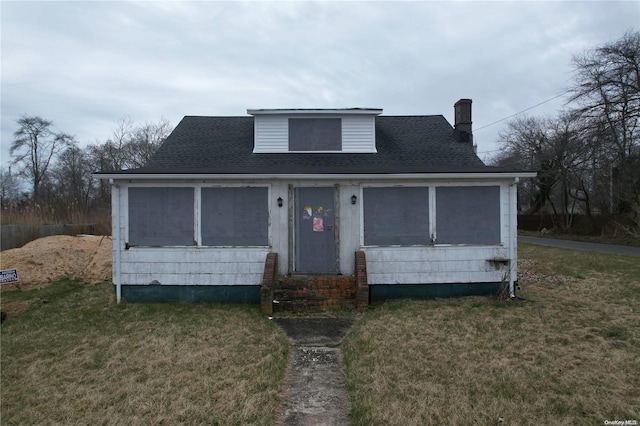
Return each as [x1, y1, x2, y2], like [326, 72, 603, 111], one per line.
[247, 108, 383, 115]
[97, 172, 537, 181]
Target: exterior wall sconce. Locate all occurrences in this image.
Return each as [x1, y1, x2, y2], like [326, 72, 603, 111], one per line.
[351, 195, 357, 205]
[277, 197, 283, 207]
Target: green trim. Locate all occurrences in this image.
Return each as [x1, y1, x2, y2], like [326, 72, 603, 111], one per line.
[117, 283, 501, 304]
[118, 285, 260, 303]
[370, 283, 502, 301]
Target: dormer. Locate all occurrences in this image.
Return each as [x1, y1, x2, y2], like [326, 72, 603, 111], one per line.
[248, 108, 382, 153]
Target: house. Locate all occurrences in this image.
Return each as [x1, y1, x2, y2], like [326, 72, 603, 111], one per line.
[97, 99, 535, 309]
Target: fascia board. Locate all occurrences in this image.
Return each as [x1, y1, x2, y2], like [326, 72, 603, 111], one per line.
[96, 172, 538, 181]
[247, 109, 383, 116]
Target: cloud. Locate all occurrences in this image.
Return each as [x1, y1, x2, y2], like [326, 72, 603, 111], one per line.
[2, 0, 639, 167]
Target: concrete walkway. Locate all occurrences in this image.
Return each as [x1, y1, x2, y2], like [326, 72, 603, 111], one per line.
[273, 318, 355, 426]
[518, 235, 640, 257]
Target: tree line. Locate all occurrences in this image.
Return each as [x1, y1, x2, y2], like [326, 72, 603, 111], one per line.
[2, 32, 639, 236]
[1, 116, 172, 223]
[492, 31, 640, 235]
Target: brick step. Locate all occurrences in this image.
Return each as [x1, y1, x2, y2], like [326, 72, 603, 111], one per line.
[273, 298, 356, 313]
[272, 275, 356, 313]
[260, 252, 369, 315]
[274, 289, 356, 300]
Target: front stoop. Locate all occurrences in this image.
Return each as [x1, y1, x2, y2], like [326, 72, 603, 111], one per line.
[273, 275, 357, 313]
[260, 251, 370, 314]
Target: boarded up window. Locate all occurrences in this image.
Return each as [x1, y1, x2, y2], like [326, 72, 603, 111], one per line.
[363, 187, 430, 245]
[436, 186, 500, 244]
[289, 118, 342, 151]
[128, 187, 194, 246]
[202, 187, 269, 246]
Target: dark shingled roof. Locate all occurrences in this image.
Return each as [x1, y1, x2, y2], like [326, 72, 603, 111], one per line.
[104, 115, 508, 175]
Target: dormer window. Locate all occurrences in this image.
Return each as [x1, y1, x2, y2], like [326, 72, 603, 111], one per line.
[289, 118, 342, 151]
[248, 108, 381, 154]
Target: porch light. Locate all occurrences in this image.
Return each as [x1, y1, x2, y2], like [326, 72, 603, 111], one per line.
[277, 197, 283, 207]
[351, 195, 357, 205]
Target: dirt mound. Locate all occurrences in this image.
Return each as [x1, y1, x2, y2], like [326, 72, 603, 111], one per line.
[0, 235, 112, 290]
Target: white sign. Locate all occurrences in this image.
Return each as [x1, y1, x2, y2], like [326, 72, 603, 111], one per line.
[0, 269, 19, 284]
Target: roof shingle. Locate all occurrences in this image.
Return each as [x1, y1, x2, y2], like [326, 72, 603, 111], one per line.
[109, 115, 505, 175]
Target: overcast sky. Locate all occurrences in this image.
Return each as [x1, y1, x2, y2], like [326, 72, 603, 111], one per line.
[2, 1, 639, 170]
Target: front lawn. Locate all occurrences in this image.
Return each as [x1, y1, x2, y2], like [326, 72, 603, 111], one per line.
[342, 244, 640, 425]
[1, 281, 289, 425]
[3, 243, 638, 425]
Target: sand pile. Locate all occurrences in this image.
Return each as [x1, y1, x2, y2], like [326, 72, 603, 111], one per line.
[0, 235, 112, 290]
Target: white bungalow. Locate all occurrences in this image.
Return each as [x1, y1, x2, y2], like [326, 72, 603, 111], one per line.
[97, 99, 535, 310]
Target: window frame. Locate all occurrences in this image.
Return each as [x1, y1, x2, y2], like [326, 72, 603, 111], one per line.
[288, 117, 343, 152]
[127, 185, 196, 247]
[360, 184, 432, 247]
[125, 184, 271, 249]
[434, 185, 502, 246]
[360, 183, 504, 247]
[200, 186, 270, 247]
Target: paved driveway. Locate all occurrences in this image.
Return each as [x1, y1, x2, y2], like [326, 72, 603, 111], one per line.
[518, 236, 640, 257]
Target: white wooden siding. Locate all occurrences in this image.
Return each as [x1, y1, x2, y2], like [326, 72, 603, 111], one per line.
[253, 116, 288, 153]
[363, 246, 510, 284]
[271, 182, 289, 272]
[509, 183, 519, 279]
[113, 178, 518, 289]
[338, 183, 360, 274]
[120, 247, 268, 286]
[501, 184, 510, 245]
[342, 116, 376, 152]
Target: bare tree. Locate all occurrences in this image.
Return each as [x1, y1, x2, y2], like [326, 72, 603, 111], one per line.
[0, 166, 23, 209]
[496, 116, 558, 215]
[10, 115, 75, 203]
[492, 32, 640, 234]
[91, 116, 171, 171]
[88, 116, 172, 207]
[126, 117, 172, 168]
[495, 112, 597, 229]
[93, 116, 135, 171]
[569, 30, 640, 220]
[51, 146, 97, 213]
[85, 117, 134, 208]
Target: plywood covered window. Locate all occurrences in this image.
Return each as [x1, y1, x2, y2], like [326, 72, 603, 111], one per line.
[128, 187, 194, 246]
[436, 186, 500, 245]
[201, 187, 269, 246]
[288, 118, 342, 151]
[363, 187, 430, 245]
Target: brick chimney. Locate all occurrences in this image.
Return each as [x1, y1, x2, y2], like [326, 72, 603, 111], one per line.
[454, 99, 472, 144]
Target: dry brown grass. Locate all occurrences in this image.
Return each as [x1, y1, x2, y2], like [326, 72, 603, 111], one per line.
[3, 243, 639, 425]
[1, 280, 289, 425]
[1, 205, 112, 250]
[1, 203, 110, 227]
[343, 244, 640, 425]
